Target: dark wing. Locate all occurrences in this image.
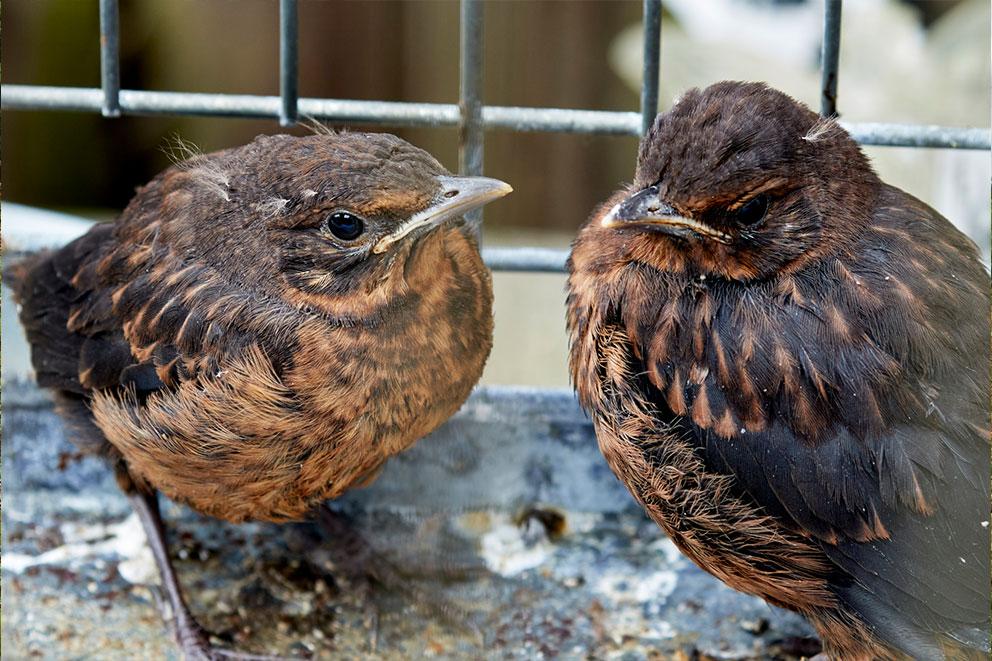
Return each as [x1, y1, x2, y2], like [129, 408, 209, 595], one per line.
[640, 190, 990, 657]
[8, 164, 287, 409]
[7, 223, 145, 396]
[699, 420, 989, 658]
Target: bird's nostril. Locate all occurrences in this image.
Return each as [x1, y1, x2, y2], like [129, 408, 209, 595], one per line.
[444, 189, 459, 199]
[647, 205, 660, 213]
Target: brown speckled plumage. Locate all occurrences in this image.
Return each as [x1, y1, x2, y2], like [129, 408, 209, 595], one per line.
[8, 131, 508, 657]
[567, 82, 990, 660]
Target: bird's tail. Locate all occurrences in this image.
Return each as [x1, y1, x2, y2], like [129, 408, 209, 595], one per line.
[2, 251, 49, 304]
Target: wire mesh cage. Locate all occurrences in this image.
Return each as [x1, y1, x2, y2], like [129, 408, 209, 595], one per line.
[3, 0, 988, 269]
[2, 0, 990, 658]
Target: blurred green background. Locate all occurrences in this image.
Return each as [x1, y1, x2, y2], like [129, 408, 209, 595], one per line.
[3, 0, 989, 387]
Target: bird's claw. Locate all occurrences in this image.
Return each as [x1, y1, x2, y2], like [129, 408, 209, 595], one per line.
[172, 614, 292, 661]
[179, 634, 293, 661]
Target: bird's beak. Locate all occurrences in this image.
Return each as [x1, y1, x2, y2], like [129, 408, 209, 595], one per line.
[601, 186, 730, 242]
[372, 175, 512, 254]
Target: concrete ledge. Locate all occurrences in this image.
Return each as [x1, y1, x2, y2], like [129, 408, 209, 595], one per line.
[3, 379, 815, 659]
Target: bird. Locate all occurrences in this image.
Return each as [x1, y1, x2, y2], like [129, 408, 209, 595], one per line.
[566, 81, 990, 660]
[6, 130, 511, 659]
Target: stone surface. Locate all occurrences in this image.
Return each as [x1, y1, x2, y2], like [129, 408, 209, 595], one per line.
[2, 381, 817, 659]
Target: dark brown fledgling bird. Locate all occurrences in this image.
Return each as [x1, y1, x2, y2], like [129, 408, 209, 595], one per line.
[567, 81, 990, 660]
[7, 131, 510, 659]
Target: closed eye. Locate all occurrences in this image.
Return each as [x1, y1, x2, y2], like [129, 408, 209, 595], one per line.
[733, 194, 768, 227]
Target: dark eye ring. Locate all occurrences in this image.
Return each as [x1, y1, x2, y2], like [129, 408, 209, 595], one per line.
[325, 211, 365, 241]
[734, 194, 768, 227]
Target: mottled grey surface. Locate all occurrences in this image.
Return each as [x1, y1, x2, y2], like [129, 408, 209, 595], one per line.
[2, 381, 817, 659]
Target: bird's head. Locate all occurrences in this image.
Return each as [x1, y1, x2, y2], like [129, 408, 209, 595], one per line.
[594, 81, 880, 280]
[170, 132, 510, 319]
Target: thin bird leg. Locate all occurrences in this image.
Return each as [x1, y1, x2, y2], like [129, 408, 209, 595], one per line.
[315, 504, 482, 648]
[775, 635, 824, 660]
[127, 491, 287, 661]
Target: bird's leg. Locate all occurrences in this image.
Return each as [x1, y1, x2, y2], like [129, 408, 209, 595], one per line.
[315, 505, 482, 648]
[128, 491, 285, 661]
[774, 635, 824, 660]
[314, 505, 382, 651]
[127, 490, 211, 655]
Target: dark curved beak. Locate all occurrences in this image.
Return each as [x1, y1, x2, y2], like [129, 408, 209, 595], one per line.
[601, 186, 730, 242]
[373, 175, 512, 253]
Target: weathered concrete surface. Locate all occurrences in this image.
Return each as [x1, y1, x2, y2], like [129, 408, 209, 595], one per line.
[2, 382, 817, 659]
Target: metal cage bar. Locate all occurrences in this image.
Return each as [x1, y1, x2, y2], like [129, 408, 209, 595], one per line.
[4, 85, 988, 150]
[640, 0, 662, 136]
[98, 0, 121, 118]
[2, 0, 991, 279]
[820, 0, 843, 116]
[459, 0, 486, 228]
[482, 247, 570, 273]
[279, 0, 299, 127]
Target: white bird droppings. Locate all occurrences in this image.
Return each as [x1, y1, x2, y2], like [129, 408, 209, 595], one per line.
[2, 513, 159, 585]
[479, 516, 553, 577]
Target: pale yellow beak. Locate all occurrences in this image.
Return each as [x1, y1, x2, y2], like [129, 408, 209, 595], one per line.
[373, 175, 512, 254]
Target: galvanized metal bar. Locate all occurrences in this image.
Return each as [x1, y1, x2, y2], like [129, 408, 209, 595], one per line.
[279, 0, 299, 127]
[820, 0, 842, 116]
[98, 0, 121, 117]
[640, 0, 662, 136]
[841, 122, 991, 149]
[3, 85, 990, 150]
[0, 85, 457, 123]
[482, 247, 569, 273]
[459, 0, 485, 176]
[459, 0, 486, 229]
[484, 105, 639, 135]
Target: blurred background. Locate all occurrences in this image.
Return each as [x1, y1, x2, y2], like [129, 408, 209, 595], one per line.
[3, 0, 989, 388]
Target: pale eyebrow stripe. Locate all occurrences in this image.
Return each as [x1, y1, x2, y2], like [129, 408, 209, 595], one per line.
[724, 177, 791, 211]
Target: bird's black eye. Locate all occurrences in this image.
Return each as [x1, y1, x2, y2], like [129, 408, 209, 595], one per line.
[734, 194, 768, 227]
[325, 211, 365, 240]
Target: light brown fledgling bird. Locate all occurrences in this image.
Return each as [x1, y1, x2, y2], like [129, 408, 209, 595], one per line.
[7, 131, 511, 659]
[567, 81, 990, 660]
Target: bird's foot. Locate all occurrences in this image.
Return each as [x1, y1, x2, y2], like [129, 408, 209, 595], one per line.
[773, 635, 824, 660]
[130, 491, 295, 660]
[163, 601, 289, 661]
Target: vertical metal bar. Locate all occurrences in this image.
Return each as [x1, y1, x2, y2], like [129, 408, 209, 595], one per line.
[459, 0, 485, 228]
[279, 0, 299, 126]
[98, 0, 121, 117]
[820, 0, 842, 116]
[640, 0, 662, 136]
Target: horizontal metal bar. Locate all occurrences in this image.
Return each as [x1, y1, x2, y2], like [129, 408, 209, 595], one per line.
[0, 85, 458, 124]
[843, 122, 990, 149]
[483, 105, 641, 135]
[3, 85, 990, 150]
[481, 247, 569, 273]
